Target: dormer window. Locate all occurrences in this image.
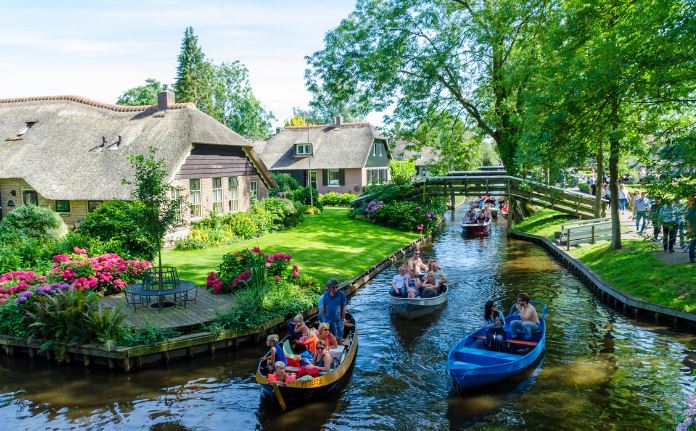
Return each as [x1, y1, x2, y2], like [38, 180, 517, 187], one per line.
[295, 143, 313, 156]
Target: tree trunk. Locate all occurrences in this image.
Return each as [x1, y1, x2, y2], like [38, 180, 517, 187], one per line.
[609, 101, 622, 250]
[594, 143, 604, 217]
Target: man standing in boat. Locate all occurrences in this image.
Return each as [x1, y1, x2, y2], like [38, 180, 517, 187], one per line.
[322, 279, 347, 345]
[510, 293, 540, 341]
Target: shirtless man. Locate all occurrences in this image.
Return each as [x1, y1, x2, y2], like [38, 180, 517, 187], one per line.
[510, 293, 540, 341]
[407, 250, 428, 278]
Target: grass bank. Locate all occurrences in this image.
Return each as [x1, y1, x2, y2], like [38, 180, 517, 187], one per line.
[163, 207, 421, 286]
[513, 209, 696, 313]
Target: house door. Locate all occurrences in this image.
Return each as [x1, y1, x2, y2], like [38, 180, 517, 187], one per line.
[309, 171, 318, 190]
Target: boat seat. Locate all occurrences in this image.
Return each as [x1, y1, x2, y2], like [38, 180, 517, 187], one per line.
[474, 335, 539, 347]
[452, 348, 520, 366]
[329, 345, 345, 360]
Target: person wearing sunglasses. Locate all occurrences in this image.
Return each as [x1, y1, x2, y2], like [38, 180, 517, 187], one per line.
[407, 250, 427, 279]
[317, 322, 338, 349]
[322, 279, 347, 345]
[297, 340, 333, 378]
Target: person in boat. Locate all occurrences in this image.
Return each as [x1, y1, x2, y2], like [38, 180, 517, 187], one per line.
[479, 195, 488, 209]
[510, 293, 540, 341]
[420, 272, 440, 298]
[427, 260, 448, 288]
[267, 361, 296, 384]
[297, 340, 333, 378]
[391, 265, 410, 297]
[483, 301, 506, 351]
[301, 328, 320, 356]
[406, 268, 422, 298]
[264, 334, 287, 374]
[292, 314, 309, 339]
[479, 207, 492, 223]
[407, 250, 428, 278]
[322, 279, 348, 345]
[317, 322, 338, 349]
[463, 208, 476, 224]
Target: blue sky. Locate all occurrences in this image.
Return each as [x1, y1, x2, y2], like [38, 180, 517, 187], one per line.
[0, 0, 364, 126]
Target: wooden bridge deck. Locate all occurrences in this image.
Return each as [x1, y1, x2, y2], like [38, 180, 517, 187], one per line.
[100, 287, 235, 330]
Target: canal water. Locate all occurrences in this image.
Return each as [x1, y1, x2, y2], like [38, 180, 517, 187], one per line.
[1, 208, 695, 430]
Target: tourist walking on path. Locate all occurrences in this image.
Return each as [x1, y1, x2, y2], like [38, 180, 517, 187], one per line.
[650, 199, 662, 241]
[619, 184, 630, 215]
[632, 192, 651, 234]
[658, 199, 683, 253]
[588, 176, 596, 196]
[321, 279, 347, 344]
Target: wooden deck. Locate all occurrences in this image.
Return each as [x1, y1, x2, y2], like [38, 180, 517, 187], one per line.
[100, 287, 235, 330]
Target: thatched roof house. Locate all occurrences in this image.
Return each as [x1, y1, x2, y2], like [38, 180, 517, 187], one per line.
[258, 117, 391, 194]
[0, 92, 275, 225]
[391, 139, 439, 177]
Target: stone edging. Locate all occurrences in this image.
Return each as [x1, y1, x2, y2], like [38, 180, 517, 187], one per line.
[509, 230, 696, 329]
[0, 231, 434, 371]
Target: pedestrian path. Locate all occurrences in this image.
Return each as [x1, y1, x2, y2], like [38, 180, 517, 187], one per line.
[616, 209, 691, 265]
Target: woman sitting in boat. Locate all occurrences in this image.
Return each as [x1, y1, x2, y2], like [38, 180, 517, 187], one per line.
[406, 268, 422, 298]
[317, 323, 338, 349]
[264, 334, 287, 373]
[483, 301, 506, 351]
[478, 207, 492, 223]
[298, 340, 333, 378]
[420, 272, 440, 298]
[427, 260, 448, 288]
[463, 208, 477, 224]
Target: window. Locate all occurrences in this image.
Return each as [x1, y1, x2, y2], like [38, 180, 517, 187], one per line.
[327, 169, 341, 187]
[170, 188, 183, 225]
[55, 200, 70, 213]
[88, 200, 103, 212]
[295, 143, 313, 156]
[22, 190, 38, 206]
[250, 181, 258, 199]
[212, 178, 223, 213]
[189, 179, 201, 218]
[372, 141, 383, 157]
[228, 177, 239, 212]
[368, 168, 388, 185]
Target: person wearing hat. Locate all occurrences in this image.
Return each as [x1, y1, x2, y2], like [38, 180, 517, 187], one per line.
[321, 279, 347, 345]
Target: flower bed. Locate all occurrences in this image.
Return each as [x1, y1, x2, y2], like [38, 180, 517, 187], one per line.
[361, 199, 444, 233]
[0, 247, 151, 304]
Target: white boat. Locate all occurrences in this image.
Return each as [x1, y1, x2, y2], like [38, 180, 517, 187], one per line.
[389, 285, 448, 319]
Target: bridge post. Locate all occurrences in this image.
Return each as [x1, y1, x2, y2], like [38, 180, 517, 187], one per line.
[450, 185, 455, 220]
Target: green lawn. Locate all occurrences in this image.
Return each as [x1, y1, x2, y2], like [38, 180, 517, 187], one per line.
[163, 207, 421, 286]
[513, 209, 696, 312]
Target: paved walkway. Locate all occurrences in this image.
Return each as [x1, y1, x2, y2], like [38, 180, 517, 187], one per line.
[616, 207, 691, 265]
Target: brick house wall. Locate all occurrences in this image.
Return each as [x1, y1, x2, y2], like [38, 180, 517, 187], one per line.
[0, 178, 91, 227]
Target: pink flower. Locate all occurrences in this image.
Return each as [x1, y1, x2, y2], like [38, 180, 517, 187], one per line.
[292, 271, 299, 278]
[252, 247, 260, 253]
[73, 247, 87, 255]
[274, 275, 281, 282]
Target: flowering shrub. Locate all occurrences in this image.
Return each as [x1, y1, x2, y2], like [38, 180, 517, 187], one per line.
[677, 393, 696, 431]
[206, 247, 306, 295]
[360, 200, 445, 233]
[50, 248, 151, 295]
[0, 271, 46, 304]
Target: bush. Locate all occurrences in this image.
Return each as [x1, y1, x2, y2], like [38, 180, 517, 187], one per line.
[0, 232, 57, 275]
[293, 187, 323, 209]
[305, 205, 322, 215]
[270, 173, 301, 196]
[319, 192, 357, 206]
[389, 159, 416, 185]
[225, 212, 259, 239]
[77, 200, 157, 260]
[0, 205, 68, 241]
[249, 204, 274, 235]
[578, 183, 590, 194]
[257, 198, 303, 228]
[119, 322, 179, 347]
[0, 300, 30, 337]
[360, 199, 445, 233]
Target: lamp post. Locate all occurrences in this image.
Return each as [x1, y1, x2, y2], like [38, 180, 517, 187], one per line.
[308, 125, 314, 207]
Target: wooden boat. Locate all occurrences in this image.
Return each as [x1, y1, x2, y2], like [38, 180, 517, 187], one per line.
[461, 220, 491, 235]
[389, 284, 448, 319]
[447, 301, 547, 391]
[500, 204, 509, 218]
[256, 314, 358, 410]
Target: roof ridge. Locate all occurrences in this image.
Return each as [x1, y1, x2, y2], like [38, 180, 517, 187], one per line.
[284, 121, 373, 129]
[0, 95, 197, 112]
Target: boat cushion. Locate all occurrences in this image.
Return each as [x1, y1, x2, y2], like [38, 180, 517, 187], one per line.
[329, 345, 345, 360]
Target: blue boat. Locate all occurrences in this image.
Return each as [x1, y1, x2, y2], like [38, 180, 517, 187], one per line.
[447, 301, 547, 391]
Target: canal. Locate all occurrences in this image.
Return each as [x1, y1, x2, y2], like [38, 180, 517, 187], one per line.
[1, 207, 694, 430]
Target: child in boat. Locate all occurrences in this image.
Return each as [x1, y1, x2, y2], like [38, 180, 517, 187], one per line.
[266, 361, 296, 384]
[406, 269, 422, 298]
[301, 328, 320, 356]
[264, 334, 287, 373]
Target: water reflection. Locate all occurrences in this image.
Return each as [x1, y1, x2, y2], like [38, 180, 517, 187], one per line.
[0, 208, 694, 430]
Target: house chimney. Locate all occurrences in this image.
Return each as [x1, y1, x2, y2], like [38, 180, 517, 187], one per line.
[335, 115, 343, 129]
[158, 90, 175, 110]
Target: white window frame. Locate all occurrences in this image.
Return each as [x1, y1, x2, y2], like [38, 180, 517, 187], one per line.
[212, 177, 223, 213]
[228, 177, 239, 212]
[327, 169, 340, 187]
[189, 179, 202, 218]
[296, 143, 312, 155]
[170, 188, 184, 226]
[250, 180, 258, 199]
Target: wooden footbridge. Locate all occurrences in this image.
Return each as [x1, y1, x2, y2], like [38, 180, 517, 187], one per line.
[357, 166, 599, 219]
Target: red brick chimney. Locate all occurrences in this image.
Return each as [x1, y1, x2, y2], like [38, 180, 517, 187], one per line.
[158, 90, 175, 110]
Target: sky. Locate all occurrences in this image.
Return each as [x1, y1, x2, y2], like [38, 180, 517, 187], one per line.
[0, 0, 374, 127]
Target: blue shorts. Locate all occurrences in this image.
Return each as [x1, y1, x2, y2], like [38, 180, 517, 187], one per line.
[328, 319, 345, 340]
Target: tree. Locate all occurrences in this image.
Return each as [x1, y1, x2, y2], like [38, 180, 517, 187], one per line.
[116, 79, 163, 106]
[389, 160, 416, 185]
[525, 0, 695, 249]
[306, 0, 551, 175]
[284, 114, 312, 127]
[123, 148, 183, 271]
[174, 27, 211, 109]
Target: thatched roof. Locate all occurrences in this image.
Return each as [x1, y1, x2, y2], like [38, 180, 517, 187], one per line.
[0, 96, 275, 200]
[259, 122, 387, 170]
[391, 139, 439, 166]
